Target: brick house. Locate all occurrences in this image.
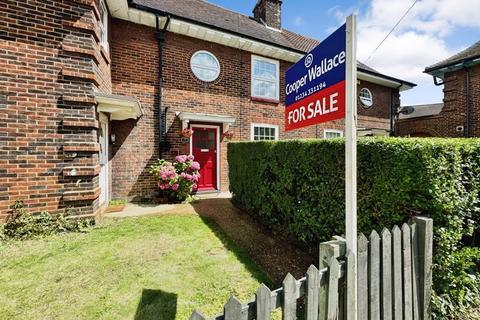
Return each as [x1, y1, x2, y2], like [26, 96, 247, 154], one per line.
[1, 0, 415, 219]
[396, 40, 480, 137]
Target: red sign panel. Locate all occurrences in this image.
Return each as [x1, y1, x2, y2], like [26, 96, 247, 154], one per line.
[285, 80, 345, 131]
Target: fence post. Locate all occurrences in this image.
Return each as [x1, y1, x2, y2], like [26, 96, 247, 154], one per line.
[412, 217, 433, 320]
[320, 238, 346, 319]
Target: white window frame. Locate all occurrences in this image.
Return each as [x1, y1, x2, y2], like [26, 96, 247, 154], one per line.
[323, 129, 344, 139]
[190, 50, 221, 82]
[250, 123, 279, 141]
[359, 87, 373, 108]
[251, 55, 280, 101]
[100, 0, 109, 50]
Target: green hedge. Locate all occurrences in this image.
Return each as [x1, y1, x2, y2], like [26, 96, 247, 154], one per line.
[228, 138, 480, 318]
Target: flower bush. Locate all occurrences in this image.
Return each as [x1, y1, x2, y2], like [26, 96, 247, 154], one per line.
[150, 155, 201, 201]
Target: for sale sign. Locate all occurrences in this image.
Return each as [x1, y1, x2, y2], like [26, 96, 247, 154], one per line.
[285, 24, 346, 131]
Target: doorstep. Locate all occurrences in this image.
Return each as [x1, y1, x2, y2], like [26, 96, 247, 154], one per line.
[194, 191, 232, 199]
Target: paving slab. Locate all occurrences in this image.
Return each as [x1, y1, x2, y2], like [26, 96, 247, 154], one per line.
[103, 202, 196, 218]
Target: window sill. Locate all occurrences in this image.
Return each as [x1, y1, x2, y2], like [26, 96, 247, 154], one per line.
[100, 44, 111, 65]
[250, 96, 280, 104]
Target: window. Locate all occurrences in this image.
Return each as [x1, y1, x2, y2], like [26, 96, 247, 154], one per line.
[251, 55, 279, 101]
[324, 129, 343, 139]
[99, 0, 109, 49]
[251, 124, 279, 141]
[190, 51, 221, 82]
[359, 88, 373, 108]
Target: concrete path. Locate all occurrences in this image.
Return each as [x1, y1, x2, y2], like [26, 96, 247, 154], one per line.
[103, 191, 231, 218]
[103, 203, 196, 218]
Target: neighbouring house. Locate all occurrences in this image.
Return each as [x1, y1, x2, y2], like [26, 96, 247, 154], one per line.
[1, 0, 415, 219]
[396, 40, 480, 137]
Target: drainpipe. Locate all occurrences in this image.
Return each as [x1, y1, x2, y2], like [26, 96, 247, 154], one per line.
[156, 14, 171, 157]
[390, 84, 402, 136]
[464, 67, 472, 137]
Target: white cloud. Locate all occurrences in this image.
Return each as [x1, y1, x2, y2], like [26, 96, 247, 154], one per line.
[293, 16, 305, 26]
[328, 0, 480, 104]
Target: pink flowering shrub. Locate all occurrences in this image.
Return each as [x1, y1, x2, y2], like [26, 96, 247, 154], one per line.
[149, 155, 201, 201]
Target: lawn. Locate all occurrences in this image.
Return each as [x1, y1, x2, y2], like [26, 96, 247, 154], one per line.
[0, 215, 271, 319]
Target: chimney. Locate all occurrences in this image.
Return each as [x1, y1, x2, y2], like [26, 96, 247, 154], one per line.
[253, 0, 282, 30]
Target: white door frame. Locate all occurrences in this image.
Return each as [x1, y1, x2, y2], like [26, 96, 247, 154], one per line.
[98, 112, 110, 206]
[189, 124, 221, 191]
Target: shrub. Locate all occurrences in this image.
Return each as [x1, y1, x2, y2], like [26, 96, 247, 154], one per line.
[228, 138, 480, 317]
[1, 201, 93, 240]
[149, 155, 201, 201]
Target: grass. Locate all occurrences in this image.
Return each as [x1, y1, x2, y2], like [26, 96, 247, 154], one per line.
[0, 215, 271, 319]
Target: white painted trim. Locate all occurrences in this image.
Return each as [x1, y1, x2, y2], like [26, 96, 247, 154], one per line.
[251, 54, 280, 101]
[100, 0, 109, 51]
[250, 123, 279, 141]
[358, 71, 412, 91]
[96, 94, 143, 120]
[98, 113, 110, 206]
[105, 0, 303, 63]
[189, 124, 221, 191]
[323, 129, 344, 139]
[177, 112, 236, 131]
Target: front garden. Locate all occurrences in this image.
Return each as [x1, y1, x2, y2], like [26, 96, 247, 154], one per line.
[0, 215, 269, 319]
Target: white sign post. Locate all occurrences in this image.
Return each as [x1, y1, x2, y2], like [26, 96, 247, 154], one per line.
[345, 14, 358, 320]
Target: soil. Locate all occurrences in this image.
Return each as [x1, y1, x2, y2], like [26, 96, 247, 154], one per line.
[192, 198, 317, 285]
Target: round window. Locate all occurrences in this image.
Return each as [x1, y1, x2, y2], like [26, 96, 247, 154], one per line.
[359, 88, 373, 108]
[190, 51, 220, 82]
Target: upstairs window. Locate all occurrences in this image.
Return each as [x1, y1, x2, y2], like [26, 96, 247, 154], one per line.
[324, 129, 343, 139]
[99, 0, 109, 50]
[190, 51, 221, 82]
[251, 124, 279, 141]
[359, 88, 373, 108]
[251, 55, 279, 101]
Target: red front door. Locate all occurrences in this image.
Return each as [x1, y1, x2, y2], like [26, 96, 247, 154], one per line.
[192, 127, 217, 191]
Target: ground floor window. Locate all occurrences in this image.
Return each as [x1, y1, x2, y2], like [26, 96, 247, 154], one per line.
[251, 123, 279, 141]
[324, 129, 343, 139]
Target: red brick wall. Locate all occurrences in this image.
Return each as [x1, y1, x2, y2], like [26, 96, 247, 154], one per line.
[0, 0, 111, 219]
[397, 65, 480, 137]
[109, 19, 399, 198]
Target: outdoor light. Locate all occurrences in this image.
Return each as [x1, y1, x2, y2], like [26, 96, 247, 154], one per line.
[110, 133, 116, 145]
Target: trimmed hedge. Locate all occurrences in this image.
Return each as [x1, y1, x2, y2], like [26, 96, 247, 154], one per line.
[228, 138, 480, 317]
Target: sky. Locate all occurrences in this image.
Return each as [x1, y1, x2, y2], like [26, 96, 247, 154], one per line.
[207, 0, 480, 106]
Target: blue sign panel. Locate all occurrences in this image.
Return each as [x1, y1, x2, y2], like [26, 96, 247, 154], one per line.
[285, 23, 347, 131]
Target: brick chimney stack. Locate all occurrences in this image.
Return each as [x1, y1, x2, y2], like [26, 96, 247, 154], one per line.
[253, 0, 282, 30]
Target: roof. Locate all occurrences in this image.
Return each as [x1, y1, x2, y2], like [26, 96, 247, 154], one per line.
[425, 41, 480, 74]
[129, 0, 415, 87]
[398, 103, 443, 120]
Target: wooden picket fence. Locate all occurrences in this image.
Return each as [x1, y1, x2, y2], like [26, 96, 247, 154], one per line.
[190, 216, 433, 320]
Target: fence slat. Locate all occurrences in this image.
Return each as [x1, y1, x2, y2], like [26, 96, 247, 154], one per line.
[190, 310, 207, 320]
[381, 228, 393, 320]
[327, 257, 340, 320]
[256, 284, 272, 320]
[306, 265, 319, 320]
[357, 233, 369, 320]
[413, 217, 433, 320]
[318, 269, 328, 320]
[283, 273, 298, 320]
[369, 231, 381, 320]
[402, 224, 413, 320]
[345, 250, 356, 320]
[225, 296, 245, 320]
[410, 222, 420, 320]
[392, 225, 403, 320]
